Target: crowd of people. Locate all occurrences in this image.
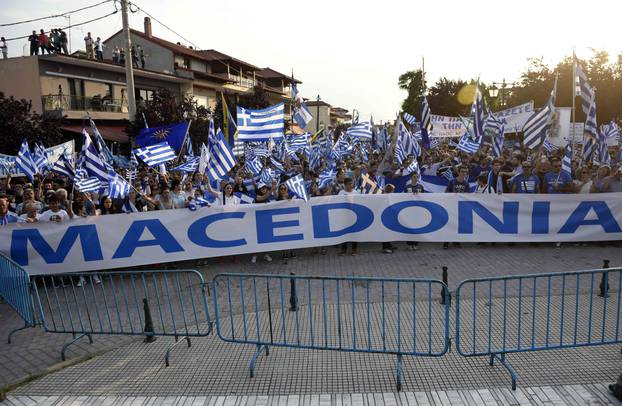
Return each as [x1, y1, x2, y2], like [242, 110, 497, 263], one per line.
[27, 28, 69, 55]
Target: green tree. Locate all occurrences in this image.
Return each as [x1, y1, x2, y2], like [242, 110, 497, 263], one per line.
[427, 78, 469, 116]
[398, 70, 425, 116]
[125, 88, 211, 149]
[0, 92, 66, 154]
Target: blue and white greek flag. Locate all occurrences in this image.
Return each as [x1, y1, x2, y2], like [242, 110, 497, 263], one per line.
[286, 174, 309, 201]
[492, 126, 505, 158]
[82, 130, 111, 180]
[542, 139, 559, 154]
[583, 98, 599, 162]
[33, 144, 48, 174]
[575, 61, 595, 115]
[50, 154, 75, 179]
[318, 169, 335, 189]
[171, 156, 200, 173]
[245, 153, 263, 175]
[107, 170, 130, 199]
[523, 78, 557, 150]
[15, 139, 37, 181]
[346, 122, 373, 140]
[260, 168, 274, 185]
[91, 119, 114, 165]
[208, 129, 237, 180]
[441, 168, 454, 181]
[598, 139, 611, 165]
[561, 144, 572, 177]
[601, 120, 621, 140]
[237, 103, 285, 141]
[428, 138, 439, 149]
[289, 133, 310, 151]
[75, 177, 102, 192]
[293, 102, 313, 129]
[134, 142, 176, 167]
[470, 86, 485, 140]
[406, 159, 419, 174]
[270, 156, 285, 172]
[456, 132, 480, 154]
[420, 97, 432, 148]
[402, 112, 417, 126]
[360, 174, 382, 194]
[395, 120, 420, 164]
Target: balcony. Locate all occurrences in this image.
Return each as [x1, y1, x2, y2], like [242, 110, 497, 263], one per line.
[42, 94, 129, 120]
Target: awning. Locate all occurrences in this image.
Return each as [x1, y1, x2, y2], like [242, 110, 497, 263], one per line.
[61, 124, 130, 143]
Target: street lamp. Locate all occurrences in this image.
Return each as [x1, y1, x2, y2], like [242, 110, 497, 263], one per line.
[487, 79, 519, 107]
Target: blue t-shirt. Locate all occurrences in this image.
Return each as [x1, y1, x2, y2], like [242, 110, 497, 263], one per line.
[0, 212, 20, 225]
[543, 171, 572, 193]
[512, 174, 540, 193]
[446, 179, 470, 193]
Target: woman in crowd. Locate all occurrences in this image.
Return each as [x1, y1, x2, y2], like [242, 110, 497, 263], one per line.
[170, 179, 187, 208]
[573, 167, 593, 194]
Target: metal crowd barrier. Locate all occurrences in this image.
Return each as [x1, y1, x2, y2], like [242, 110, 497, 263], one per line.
[31, 269, 212, 364]
[0, 253, 36, 343]
[212, 273, 450, 390]
[455, 264, 622, 389]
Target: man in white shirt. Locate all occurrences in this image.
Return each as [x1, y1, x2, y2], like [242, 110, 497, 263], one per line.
[20, 201, 40, 223]
[338, 178, 359, 195]
[39, 195, 71, 223]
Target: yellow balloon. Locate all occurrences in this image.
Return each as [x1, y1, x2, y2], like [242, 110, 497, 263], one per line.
[457, 84, 477, 106]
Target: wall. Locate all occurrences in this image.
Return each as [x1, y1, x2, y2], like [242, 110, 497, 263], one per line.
[193, 87, 217, 109]
[0, 57, 42, 112]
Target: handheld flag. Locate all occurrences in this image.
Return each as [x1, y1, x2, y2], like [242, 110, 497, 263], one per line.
[15, 139, 37, 181]
[133, 142, 176, 167]
[360, 173, 382, 194]
[136, 122, 190, 152]
[286, 174, 309, 201]
[207, 129, 237, 180]
[107, 170, 131, 199]
[237, 103, 285, 141]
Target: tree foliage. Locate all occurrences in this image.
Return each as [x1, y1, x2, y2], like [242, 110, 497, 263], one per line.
[398, 70, 425, 116]
[0, 93, 66, 154]
[399, 50, 622, 124]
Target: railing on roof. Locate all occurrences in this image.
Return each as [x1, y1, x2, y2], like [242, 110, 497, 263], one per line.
[42, 94, 127, 113]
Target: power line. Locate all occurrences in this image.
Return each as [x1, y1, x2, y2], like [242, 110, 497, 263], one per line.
[4, 11, 118, 42]
[128, 2, 198, 49]
[0, 0, 114, 27]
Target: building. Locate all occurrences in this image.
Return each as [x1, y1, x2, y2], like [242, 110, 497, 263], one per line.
[0, 53, 189, 142]
[0, 17, 302, 143]
[304, 101, 352, 134]
[103, 18, 300, 116]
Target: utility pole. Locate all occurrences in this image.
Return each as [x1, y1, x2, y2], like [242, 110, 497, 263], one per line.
[121, 0, 137, 122]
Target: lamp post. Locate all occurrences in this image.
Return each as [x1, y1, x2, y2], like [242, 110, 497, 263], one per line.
[487, 79, 519, 108]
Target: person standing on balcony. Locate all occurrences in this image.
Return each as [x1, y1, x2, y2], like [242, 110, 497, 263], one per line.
[139, 46, 146, 69]
[131, 45, 139, 68]
[38, 29, 50, 54]
[0, 37, 7, 59]
[28, 31, 39, 55]
[119, 47, 125, 64]
[84, 32, 94, 59]
[94, 37, 105, 60]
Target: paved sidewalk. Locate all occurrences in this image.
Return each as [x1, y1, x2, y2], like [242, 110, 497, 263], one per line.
[1, 243, 621, 395]
[5, 383, 622, 405]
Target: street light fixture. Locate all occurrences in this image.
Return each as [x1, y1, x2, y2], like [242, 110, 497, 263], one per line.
[487, 79, 519, 107]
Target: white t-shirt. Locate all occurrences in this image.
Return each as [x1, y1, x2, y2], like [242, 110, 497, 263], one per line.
[39, 209, 69, 223]
[574, 179, 592, 194]
[19, 213, 40, 222]
[338, 189, 359, 195]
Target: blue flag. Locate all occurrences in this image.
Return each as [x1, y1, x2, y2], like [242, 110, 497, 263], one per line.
[136, 122, 189, 152]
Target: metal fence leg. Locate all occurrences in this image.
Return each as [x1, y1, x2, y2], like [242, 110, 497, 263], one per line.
[249, 344, 269, 378]
[491, 353, 517, 390]
[164, 336, 191, 367]
[396, 354, 403, 391]
[61, 333, 93, 361]
[7, 322, 33, 344]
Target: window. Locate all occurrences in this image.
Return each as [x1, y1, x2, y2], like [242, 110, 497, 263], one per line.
[136, 88, 154, 102]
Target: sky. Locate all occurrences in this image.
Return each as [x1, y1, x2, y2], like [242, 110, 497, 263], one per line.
[2, 0, 621, 122]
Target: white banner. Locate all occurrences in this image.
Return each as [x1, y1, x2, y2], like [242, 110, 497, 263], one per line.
[430, 101, 535, 137]
[2, 193, 622, 275]
[0, 140, 75, 178]
[496, 101, 534, 133]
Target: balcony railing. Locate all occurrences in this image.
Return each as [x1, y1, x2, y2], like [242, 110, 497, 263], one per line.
[42, 95, 127, 113]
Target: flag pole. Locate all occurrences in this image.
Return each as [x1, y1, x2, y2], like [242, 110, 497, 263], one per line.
[175, 119, 193, 165]
[571, 48, 577, 158]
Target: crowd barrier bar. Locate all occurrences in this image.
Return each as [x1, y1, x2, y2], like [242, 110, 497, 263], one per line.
[212, 272, 450, 390]
[30, 269, 212, 364]
[0, 252, 37, 343]
[455, 263, 622, 390]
